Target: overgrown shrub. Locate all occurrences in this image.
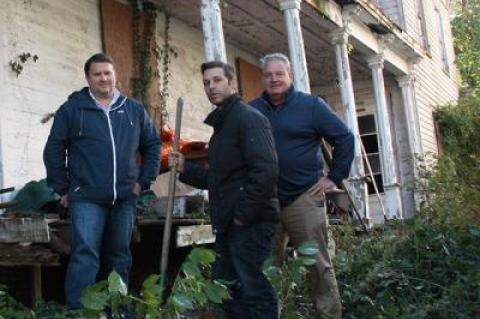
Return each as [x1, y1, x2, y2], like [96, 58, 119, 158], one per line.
[334, 96, 480, 319]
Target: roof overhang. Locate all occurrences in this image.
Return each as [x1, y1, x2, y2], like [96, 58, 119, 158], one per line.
[307, 0, 424, 74]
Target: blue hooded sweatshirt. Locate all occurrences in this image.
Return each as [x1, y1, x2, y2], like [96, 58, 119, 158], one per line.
[43, 87, 160, 204]
[250, 86, 354, 206]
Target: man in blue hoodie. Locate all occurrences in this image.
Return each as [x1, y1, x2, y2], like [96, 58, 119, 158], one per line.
[43, 53, 160, 309]
[250, 53, 354, 318]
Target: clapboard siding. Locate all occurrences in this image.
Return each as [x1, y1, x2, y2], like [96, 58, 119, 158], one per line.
[406, 0, 459, 153]
[0, 0, 102, 190]
[371, 0, 460, 162]
[374, 0, 404, 26]
[0, 0, 261, 190]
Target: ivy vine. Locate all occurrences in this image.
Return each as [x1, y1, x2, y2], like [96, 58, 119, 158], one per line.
[129, 0, 177, 125]
[157, 12, 178, 123]
[130, 0, 157, 103]
[9, 52, 39, 77]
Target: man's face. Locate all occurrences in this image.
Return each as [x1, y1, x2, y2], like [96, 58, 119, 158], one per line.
[203, 67, 235, 106]
[262, 60, 293, 97]
[86, 62, 116, 99]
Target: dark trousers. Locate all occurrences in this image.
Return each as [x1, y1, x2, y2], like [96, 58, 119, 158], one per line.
[213, 222, 278, 319]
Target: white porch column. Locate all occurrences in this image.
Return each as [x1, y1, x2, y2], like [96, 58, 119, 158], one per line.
[367, 54, 403, 219]
[200, 0, 227, 62]
[397, 75, 423, 157]
[277, 0, 310, 93]
[329, 28, 369, 221]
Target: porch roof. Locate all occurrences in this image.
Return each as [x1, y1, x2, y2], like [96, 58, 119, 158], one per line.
[151, 0, 421, 86]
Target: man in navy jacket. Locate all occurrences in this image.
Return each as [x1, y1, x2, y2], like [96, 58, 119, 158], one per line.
[43, 53, 160, 309]
[250, 53, 354, 319]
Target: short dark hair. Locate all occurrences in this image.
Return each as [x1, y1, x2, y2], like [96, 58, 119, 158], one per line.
[200, 61, 236, 82]
[84, 53, 115, 75]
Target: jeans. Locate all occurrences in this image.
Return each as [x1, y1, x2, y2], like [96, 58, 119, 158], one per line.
[213, 222, 278, 319]
[65, 197, 136, 309]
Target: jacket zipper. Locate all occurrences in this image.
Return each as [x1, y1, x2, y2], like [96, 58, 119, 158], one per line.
[105, 111, 117, 204]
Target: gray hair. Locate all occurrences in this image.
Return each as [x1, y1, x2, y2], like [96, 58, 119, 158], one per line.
[260, 53, 292, 73]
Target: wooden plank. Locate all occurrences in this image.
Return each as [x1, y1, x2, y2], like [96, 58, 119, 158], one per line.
[100, 0, 134, 96]
[0, 201, 17, 209]
[100, 0, 162, 130]
[176, 225, 215, 247]
[0, 187, 14, 195]
[0, 218, 50, 243]
[0, 244, 59, 266]
[236, 57, 263, 102]
[32, 265, 42, 301]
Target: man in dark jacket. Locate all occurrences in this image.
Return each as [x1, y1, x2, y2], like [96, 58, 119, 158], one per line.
[168, 61, 279, 319]
[250, 53, 354, 319]
[43, 53, 160, 309]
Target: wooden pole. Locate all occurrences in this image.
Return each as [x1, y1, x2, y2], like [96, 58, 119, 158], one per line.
[159, 97, 183, 295]
[360, 141, 388, 221]
[32, 265, 42, 302]
[321, 140, 369, 233]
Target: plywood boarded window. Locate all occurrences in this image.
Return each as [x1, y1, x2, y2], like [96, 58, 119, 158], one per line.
[235, 58, 263, 102]
[100, 0, 135, 97]
[100, 0, 162, 129]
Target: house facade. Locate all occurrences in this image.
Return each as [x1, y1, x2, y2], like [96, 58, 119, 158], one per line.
[0, 0, 459, 223]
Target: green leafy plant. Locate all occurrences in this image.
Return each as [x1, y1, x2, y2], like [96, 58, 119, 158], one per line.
[165, 246, 230, 316]
[264, 241, 319, 318]
[79, 247, 229, 318]
[452, 0, 480, 96]
[9, 52, 39, 77]
[334, 96, 480, 319]
[0, 286, 35, 319]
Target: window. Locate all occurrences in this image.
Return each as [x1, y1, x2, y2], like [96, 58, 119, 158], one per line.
[435, 7, 450, 74]
[358, 114, 384, 195]
[415, 0, 430, 52]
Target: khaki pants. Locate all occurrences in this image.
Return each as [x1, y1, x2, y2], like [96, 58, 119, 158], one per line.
[273, 193, 341, 319]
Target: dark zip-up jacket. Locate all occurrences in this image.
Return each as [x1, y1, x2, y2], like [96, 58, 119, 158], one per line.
[179, 94, 279, 233]
[250, 86, 354, 207]
[43, 87, 160, 204]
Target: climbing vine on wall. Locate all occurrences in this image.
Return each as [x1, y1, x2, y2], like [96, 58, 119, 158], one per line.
[9, 52, 38, 77]
[129, 0, 177, 125]
[157, 12, 178, 123]
[129, 0, 157, 103]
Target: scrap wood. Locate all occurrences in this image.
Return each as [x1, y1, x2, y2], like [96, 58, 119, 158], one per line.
[0, 243, 59, 266]
[0, 213, 50, 243]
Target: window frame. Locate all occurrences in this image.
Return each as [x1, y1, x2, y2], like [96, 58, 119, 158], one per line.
[357, 113, 385, 195]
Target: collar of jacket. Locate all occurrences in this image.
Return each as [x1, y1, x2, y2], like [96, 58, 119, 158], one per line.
[204, 93, 241, 128]
[72, 87, 128, 111]
[261, 85, 296, 108]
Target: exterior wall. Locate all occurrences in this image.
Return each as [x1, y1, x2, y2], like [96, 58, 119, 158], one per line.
[402, 0, 459, 154]
[374, 0, 404, 27]
[0, 0, 260, 190]
[388, 79, 416, 218]
[374, 0, 459, 154]
[0, 0, 102, 191]
[313, 80, 399, 223]
[155, 13, 259, 142]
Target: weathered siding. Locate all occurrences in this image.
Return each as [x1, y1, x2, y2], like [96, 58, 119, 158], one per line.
[374, 0, 404, 27]
[313, 80, 399, 223]
[402, 0, 459, 153]
[0, 0, 260, 190]
[155, 13, 259, 142]
[0, 0, 102, 190]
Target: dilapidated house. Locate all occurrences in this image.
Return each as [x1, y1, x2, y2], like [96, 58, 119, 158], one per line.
[0, 0, 459, 223]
